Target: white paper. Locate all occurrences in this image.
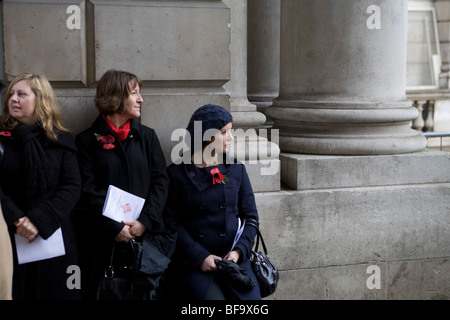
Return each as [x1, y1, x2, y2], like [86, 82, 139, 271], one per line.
[102, 185, 145, 223]
[15, 227, 65, 264]
[230, 218, 245, 251]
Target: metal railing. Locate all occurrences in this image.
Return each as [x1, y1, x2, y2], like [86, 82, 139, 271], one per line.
[423, 131, 450, 150]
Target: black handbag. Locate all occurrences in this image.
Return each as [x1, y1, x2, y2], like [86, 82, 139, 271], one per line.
[246, 219, 279, 298]
[96, 242, 136, 300]
[96, 231, 176, 300]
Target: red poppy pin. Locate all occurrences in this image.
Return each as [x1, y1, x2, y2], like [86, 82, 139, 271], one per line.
[0, 130, 12, 137]
[210, 167, 230, 185]
[95, 133, 115, 150]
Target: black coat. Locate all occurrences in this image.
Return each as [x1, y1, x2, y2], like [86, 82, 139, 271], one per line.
[0, 128, 81, 300]
[74, 114, 169, 299]
[163, 160, 261, 300]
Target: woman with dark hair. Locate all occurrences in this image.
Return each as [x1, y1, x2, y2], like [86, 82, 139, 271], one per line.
[163, 104, 261, 300]
[75, 69, 170, 300]
[0, 73, 81, 300]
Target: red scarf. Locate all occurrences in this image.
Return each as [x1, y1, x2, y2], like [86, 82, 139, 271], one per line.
[103, 114, 131, 141]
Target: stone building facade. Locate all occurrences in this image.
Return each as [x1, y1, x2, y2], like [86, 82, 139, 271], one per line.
[1, 0, 450, 299]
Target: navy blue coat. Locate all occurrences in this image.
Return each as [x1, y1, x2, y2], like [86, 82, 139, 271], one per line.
[163, 159, 261, 300]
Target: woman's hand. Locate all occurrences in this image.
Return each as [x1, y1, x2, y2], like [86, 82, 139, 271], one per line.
[224, 249, 242, 263]
[114, 225, 134, 243]
[122, 220, 146, 237]
[200, 254, 222, 272]
[14, 217, 39, 243]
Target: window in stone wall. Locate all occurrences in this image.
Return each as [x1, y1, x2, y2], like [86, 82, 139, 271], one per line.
[406, 7, 441, 90]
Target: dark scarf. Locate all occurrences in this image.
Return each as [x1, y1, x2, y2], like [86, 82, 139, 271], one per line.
[13, 124, 56, 196]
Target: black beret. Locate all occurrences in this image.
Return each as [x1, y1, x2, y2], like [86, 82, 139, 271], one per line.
[186, 104, 233, 151]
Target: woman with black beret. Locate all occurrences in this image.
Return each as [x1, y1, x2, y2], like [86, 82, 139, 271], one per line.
[163, 104, 261, 300]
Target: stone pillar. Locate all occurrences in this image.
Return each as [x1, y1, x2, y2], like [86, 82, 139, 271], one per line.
[247, 0, 280, 127]
[266, 0, 427, 155]
[222, 0, 265, 129]
[223, 0, 280, 192]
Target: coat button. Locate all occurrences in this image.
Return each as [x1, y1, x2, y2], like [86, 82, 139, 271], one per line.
[219, 202, 226, 210]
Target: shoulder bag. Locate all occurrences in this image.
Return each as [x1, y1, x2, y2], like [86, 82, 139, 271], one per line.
[96, 231, 176, 300]
[246, 219, 279, 298]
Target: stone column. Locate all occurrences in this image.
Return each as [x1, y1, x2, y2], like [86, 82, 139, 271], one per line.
[266, 0, 427, 155]
[222, 0, 265, 129]
[247, 0, 280, 127]
[223, 0, 280, 192]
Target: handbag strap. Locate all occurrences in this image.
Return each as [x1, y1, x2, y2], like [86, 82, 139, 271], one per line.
[104, 240, 139, 278]
[104, 243, 116, 279]
[246, 219, 268, 255]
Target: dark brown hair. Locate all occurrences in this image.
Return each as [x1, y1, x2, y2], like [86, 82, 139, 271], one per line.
[94, 69, 142, 115]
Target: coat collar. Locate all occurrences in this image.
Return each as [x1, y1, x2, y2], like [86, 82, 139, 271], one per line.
[183, 161, 232, 192]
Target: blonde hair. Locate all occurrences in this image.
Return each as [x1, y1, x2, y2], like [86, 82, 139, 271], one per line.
[0, 73, 68, 140]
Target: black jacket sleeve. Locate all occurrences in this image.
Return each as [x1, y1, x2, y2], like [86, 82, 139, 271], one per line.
[138, 129, 169, 232]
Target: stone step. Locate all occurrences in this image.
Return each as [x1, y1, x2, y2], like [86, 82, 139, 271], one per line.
[280, 149, 450, 190]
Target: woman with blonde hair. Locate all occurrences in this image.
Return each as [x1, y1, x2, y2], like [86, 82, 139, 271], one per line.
[0, 73, 81, 299]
